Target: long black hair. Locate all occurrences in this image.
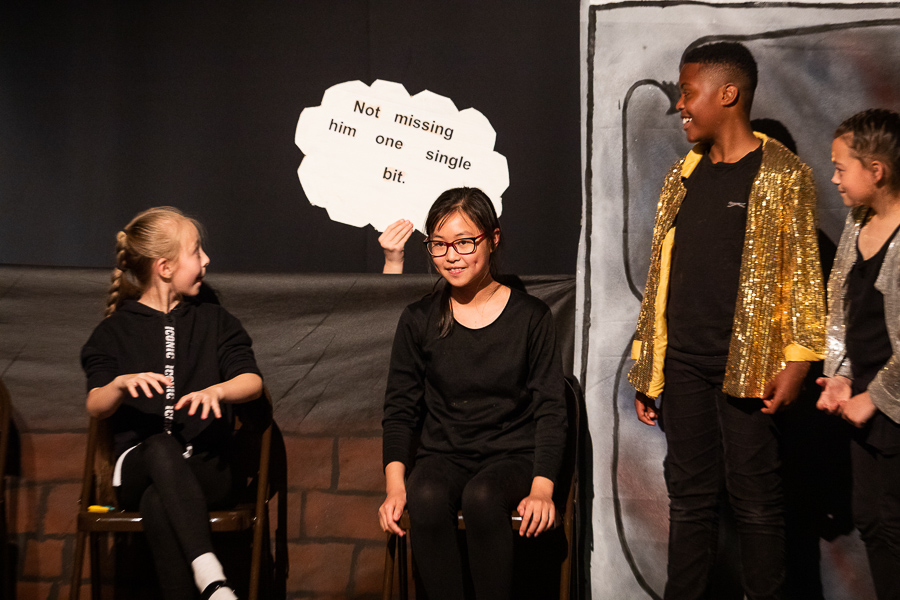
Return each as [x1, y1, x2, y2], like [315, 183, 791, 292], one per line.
[424, 187, 501, 337]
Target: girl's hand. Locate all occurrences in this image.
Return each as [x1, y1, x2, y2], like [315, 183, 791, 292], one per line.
[87, 372, 171, 419]
[517, 476, 555, 538]
[816, 376, 852, 414]
[379, 462, 408, 536]
[175, 386, 224, 419]
[378, 490, 408, 536]
[379, 219, 414, 274]
[117, 372, 171, 399]
[841, 391, 878, 428]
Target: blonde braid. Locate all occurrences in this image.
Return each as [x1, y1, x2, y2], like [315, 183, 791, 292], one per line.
[103, 207, 199, 317]
[105, 231, 131, 317]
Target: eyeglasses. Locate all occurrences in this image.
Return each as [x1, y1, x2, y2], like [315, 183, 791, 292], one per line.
[424, 233, 487, 257]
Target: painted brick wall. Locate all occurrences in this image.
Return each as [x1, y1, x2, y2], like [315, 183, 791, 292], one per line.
[6, 432, 396, 599]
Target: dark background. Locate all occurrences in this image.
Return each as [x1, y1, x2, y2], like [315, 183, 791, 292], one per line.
[0, 1, 580, 274]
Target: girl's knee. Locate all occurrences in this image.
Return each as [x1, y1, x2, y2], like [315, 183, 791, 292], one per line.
[138, 484, 164, 519]
[407, 478, 455, 521]
[141, 433, 185, 463]
[461, 479, 508, 527]
[408, 473, 463, 533]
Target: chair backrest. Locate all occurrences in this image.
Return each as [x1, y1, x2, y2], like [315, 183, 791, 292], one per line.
[556, 376, 582, 512]
[0, 377, 11, 495]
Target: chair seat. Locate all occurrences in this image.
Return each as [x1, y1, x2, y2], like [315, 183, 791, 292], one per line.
[77, 504, 258, 533]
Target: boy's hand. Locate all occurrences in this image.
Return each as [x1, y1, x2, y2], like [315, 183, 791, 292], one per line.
[760, 361, 809, 414]
[634, 391, 659, 425]
[841, 391, 878, 428]
[816, 376, 851, 414]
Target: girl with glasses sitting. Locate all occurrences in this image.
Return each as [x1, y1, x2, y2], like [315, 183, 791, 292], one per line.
[378, 187, 568, 599]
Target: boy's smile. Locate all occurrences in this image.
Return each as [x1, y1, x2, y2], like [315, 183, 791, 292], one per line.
[676, 62, 725, 144]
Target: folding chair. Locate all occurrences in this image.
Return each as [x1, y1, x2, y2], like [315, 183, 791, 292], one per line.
[70, 388, 286, 600]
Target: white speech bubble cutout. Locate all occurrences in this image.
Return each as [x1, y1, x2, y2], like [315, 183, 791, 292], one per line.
[295, 80, 509, 232]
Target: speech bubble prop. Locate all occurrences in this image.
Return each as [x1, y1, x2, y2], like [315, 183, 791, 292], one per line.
[295, 80, 509, 232]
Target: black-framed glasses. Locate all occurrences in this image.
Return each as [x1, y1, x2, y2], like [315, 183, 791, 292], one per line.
[423, 233, 487, 257]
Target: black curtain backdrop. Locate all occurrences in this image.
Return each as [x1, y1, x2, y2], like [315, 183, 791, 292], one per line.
[0, 1, 580, 275]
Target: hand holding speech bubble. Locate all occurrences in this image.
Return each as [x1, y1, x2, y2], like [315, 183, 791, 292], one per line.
[295, 80, 509, 232]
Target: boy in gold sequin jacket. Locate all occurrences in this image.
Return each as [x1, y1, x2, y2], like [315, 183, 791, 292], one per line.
[629, 134, 826, 400]
[628, 42, 825, 600]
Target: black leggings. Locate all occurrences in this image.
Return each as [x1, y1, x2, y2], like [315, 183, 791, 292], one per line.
[116, 433, 235, 600]
[405, 453, 533, 600]
[851, 438, 900, 600]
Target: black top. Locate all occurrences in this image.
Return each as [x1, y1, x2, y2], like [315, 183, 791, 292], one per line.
[382, 287, 567, 483]
[81, 298, 261, 457]
[846, 225, 900, 450]
[667, 144, 763, 357]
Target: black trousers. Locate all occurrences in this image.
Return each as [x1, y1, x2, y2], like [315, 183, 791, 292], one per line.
[116, 433, 236, 600]
[661, 353, 785, 600]
[405, 453, 533, 600]
[852, 437, 900, 600]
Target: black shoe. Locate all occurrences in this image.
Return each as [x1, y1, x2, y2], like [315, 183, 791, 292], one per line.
[200, 580, 237, 600]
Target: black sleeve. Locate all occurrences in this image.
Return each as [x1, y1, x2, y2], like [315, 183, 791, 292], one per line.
[216, 308, 262, 382]
[81, 322, 120, 392]
[527, 307, 568, 483]
[382, 306, 426, 472]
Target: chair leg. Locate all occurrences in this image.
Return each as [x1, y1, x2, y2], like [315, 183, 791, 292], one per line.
[260, 516, 274, 600]
[382, 533, 396, 600]
[249, 516, 265, 600]
[89, 532, 102, 600]
[69, 529, 87, 600]
[276, 490, 288, 599]
[275, 509, 287, 600]
[559, 549, 571, 600]
[559, 511, 575, 600]
[0, 504, 9, 600]
[398, 534, 408, 600]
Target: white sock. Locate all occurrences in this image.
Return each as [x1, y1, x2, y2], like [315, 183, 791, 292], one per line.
[209, 586, 238, 600]
[191, 552, 236, 599]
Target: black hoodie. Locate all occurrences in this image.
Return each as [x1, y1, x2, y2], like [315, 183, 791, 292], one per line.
[81, 298, 261, 457]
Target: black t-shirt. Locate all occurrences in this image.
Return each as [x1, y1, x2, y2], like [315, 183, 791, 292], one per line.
[382, 287, 568, 483]
[667, 144, 763, 357]
[846, 224, 900, 451]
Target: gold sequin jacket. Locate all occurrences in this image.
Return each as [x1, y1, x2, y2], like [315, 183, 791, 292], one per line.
[824, 207, 900, 424]
[629, 134, 825, 399]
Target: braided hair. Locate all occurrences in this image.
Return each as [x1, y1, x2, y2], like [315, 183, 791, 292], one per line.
[835, 109, 900, 192]
[105, 207, 201, 316]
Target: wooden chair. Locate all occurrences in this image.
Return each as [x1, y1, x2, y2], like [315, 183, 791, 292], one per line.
[0, 378, 12, 600]
[70, 389, 285, 600]
[382, 376, 582, 600]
